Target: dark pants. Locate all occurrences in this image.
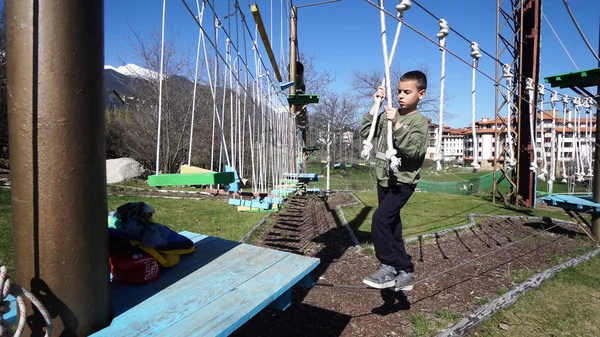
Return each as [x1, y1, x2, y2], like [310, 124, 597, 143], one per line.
[372, 184, 415, 273]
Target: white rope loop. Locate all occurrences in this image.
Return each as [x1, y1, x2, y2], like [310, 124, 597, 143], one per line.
[1, 266, 52, 337]
[470, 41, 481, 170]
[537, 84, 547, 180]
[502, 64, 516, 167]
[572, 97, 584, 182]
[362, 0, 408, 162]
[583, 98, 593, 177]
[377, 0, 401, 171]
[549, 90, 558, 184]
[561, 94, 569, 182]
[525, 78, 537, 173]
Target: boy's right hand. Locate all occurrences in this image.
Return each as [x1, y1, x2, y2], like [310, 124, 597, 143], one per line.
[373, 86, 385, 103]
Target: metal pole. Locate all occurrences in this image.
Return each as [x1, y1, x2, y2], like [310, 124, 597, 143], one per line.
[592, 14, 600, 241]
[326, 122, 331, 193]
[516, 0, 541, 207]
[6, 0, 111, 335]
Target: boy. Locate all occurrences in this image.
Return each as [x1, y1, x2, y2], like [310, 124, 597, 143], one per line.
[359, 70, 428, 291]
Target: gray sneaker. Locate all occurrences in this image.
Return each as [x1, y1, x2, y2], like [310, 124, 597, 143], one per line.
[363, 264, 397, 289]
[394, 270, 414, 291]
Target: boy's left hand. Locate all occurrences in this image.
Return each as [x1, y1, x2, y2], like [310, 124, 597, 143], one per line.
[385, 107, 398, 123]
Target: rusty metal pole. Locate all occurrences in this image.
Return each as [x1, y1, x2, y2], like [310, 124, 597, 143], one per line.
[515, 0, 541, 207]
[5, 0, 111, 335]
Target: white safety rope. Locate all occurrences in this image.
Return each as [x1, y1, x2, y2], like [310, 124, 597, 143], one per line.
[584, 98, 594, 177]
[362, 0, 411, 162]
[155, 0, 167, 174]
[434, 18, 449, 171]
[502, 64, 516, 167]
[525, 78, 537, 173]
[378, 0, 403, 172]
[470, 41, 482, 170]
[1, 266, 53, 337]
[560, 94, 569, 183]
[187, 0, 207, 166]
[572, 97, 584, 182]
[537, 84, 547, 180]
[549, 90, 558, 191]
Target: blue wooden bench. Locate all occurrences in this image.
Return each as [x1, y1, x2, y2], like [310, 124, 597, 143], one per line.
[541, 194, 598, 240]
[6, 231, 319, 336]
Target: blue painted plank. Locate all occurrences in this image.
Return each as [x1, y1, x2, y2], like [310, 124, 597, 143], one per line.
[541, 195, 600, 214]
[254, 197, 285, 204]
[228, 199, 271, 210]
[110, 235, 231, 315]
[156, 253, 319, 337]
[268, 289, 292, 311]
[91, 243, 294, 336]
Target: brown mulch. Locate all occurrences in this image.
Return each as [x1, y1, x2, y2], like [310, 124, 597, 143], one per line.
[232, 194, 596, 337]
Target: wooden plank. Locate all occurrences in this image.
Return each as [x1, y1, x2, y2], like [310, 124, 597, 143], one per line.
[228, 199, 271, 209]
[180, 165, 215, 174]
[91, 243, 294, 336]
[155, 254, 319, 337]
[110, 235, 229, 315]
[148, 172, 234, 187]
[268, 289, 292, 311]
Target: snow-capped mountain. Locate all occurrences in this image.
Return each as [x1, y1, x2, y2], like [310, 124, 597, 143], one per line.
[104, 63, 161, 80]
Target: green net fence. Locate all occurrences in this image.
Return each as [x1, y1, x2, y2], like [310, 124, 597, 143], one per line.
[417, 172, 512, 195]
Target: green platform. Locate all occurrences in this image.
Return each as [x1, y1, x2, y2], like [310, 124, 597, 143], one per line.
[544, 67, 600, 89]
[148, 172, 235, 187]
[287, 94, 320, 105]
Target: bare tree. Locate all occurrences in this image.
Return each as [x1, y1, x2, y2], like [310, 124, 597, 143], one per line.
[348, 64, 453, 122]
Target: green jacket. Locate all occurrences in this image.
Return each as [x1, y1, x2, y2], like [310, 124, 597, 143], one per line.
[359, 109, 428, 187]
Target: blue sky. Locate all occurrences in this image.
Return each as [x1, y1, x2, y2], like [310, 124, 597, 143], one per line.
[104, 0, 600, 128]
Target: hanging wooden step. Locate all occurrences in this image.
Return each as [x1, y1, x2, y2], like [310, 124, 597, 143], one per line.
[148, 172, 235, 187]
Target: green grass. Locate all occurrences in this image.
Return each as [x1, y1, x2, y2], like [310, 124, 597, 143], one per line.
[408, 309, 463, 336]
[471, 253, 600, 337]
[0, 189, 265, 277]
[343, 191, 570, 244]
[0, 189, 13, 277]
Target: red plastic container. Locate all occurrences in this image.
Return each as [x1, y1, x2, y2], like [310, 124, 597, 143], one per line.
[110, 253, 159, 285]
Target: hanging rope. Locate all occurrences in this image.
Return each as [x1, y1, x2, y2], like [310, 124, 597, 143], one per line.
[584, 98, 594, 178]
[525, 78, 537, 173]
[361, 0, 411, 162]
[1, 266, 53, 337]
[154, 0, 167, 174]
[470, 41, 482, 171]
[187, 0, 207, 166]
[560, 94, 569, 183]
[549, 90, 558, 190]
[378, 0, 403, 172]
[537, 84, 547, 180]
[572, 97, 584, 182]
[434, 18, 449, 171]
[502, 64, 517, 168]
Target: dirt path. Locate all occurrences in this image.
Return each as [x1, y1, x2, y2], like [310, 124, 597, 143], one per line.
[234, 194, 595, 337]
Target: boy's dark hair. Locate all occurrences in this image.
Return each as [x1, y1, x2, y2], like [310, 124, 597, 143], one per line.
[400, 70, 427, 91]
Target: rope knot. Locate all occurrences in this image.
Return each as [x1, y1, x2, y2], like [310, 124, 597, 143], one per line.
[436, 19, 449, 50]
[572, 97, 582, 109]
[396, 0, 412, 16]
[215, 18, 222, 29]
[470, 42, 482, 59]
[561, 94, 569, 106]
[537, 84, 545, 97]
[550, 90, 558, 105]
[525, 77, 534, 91]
